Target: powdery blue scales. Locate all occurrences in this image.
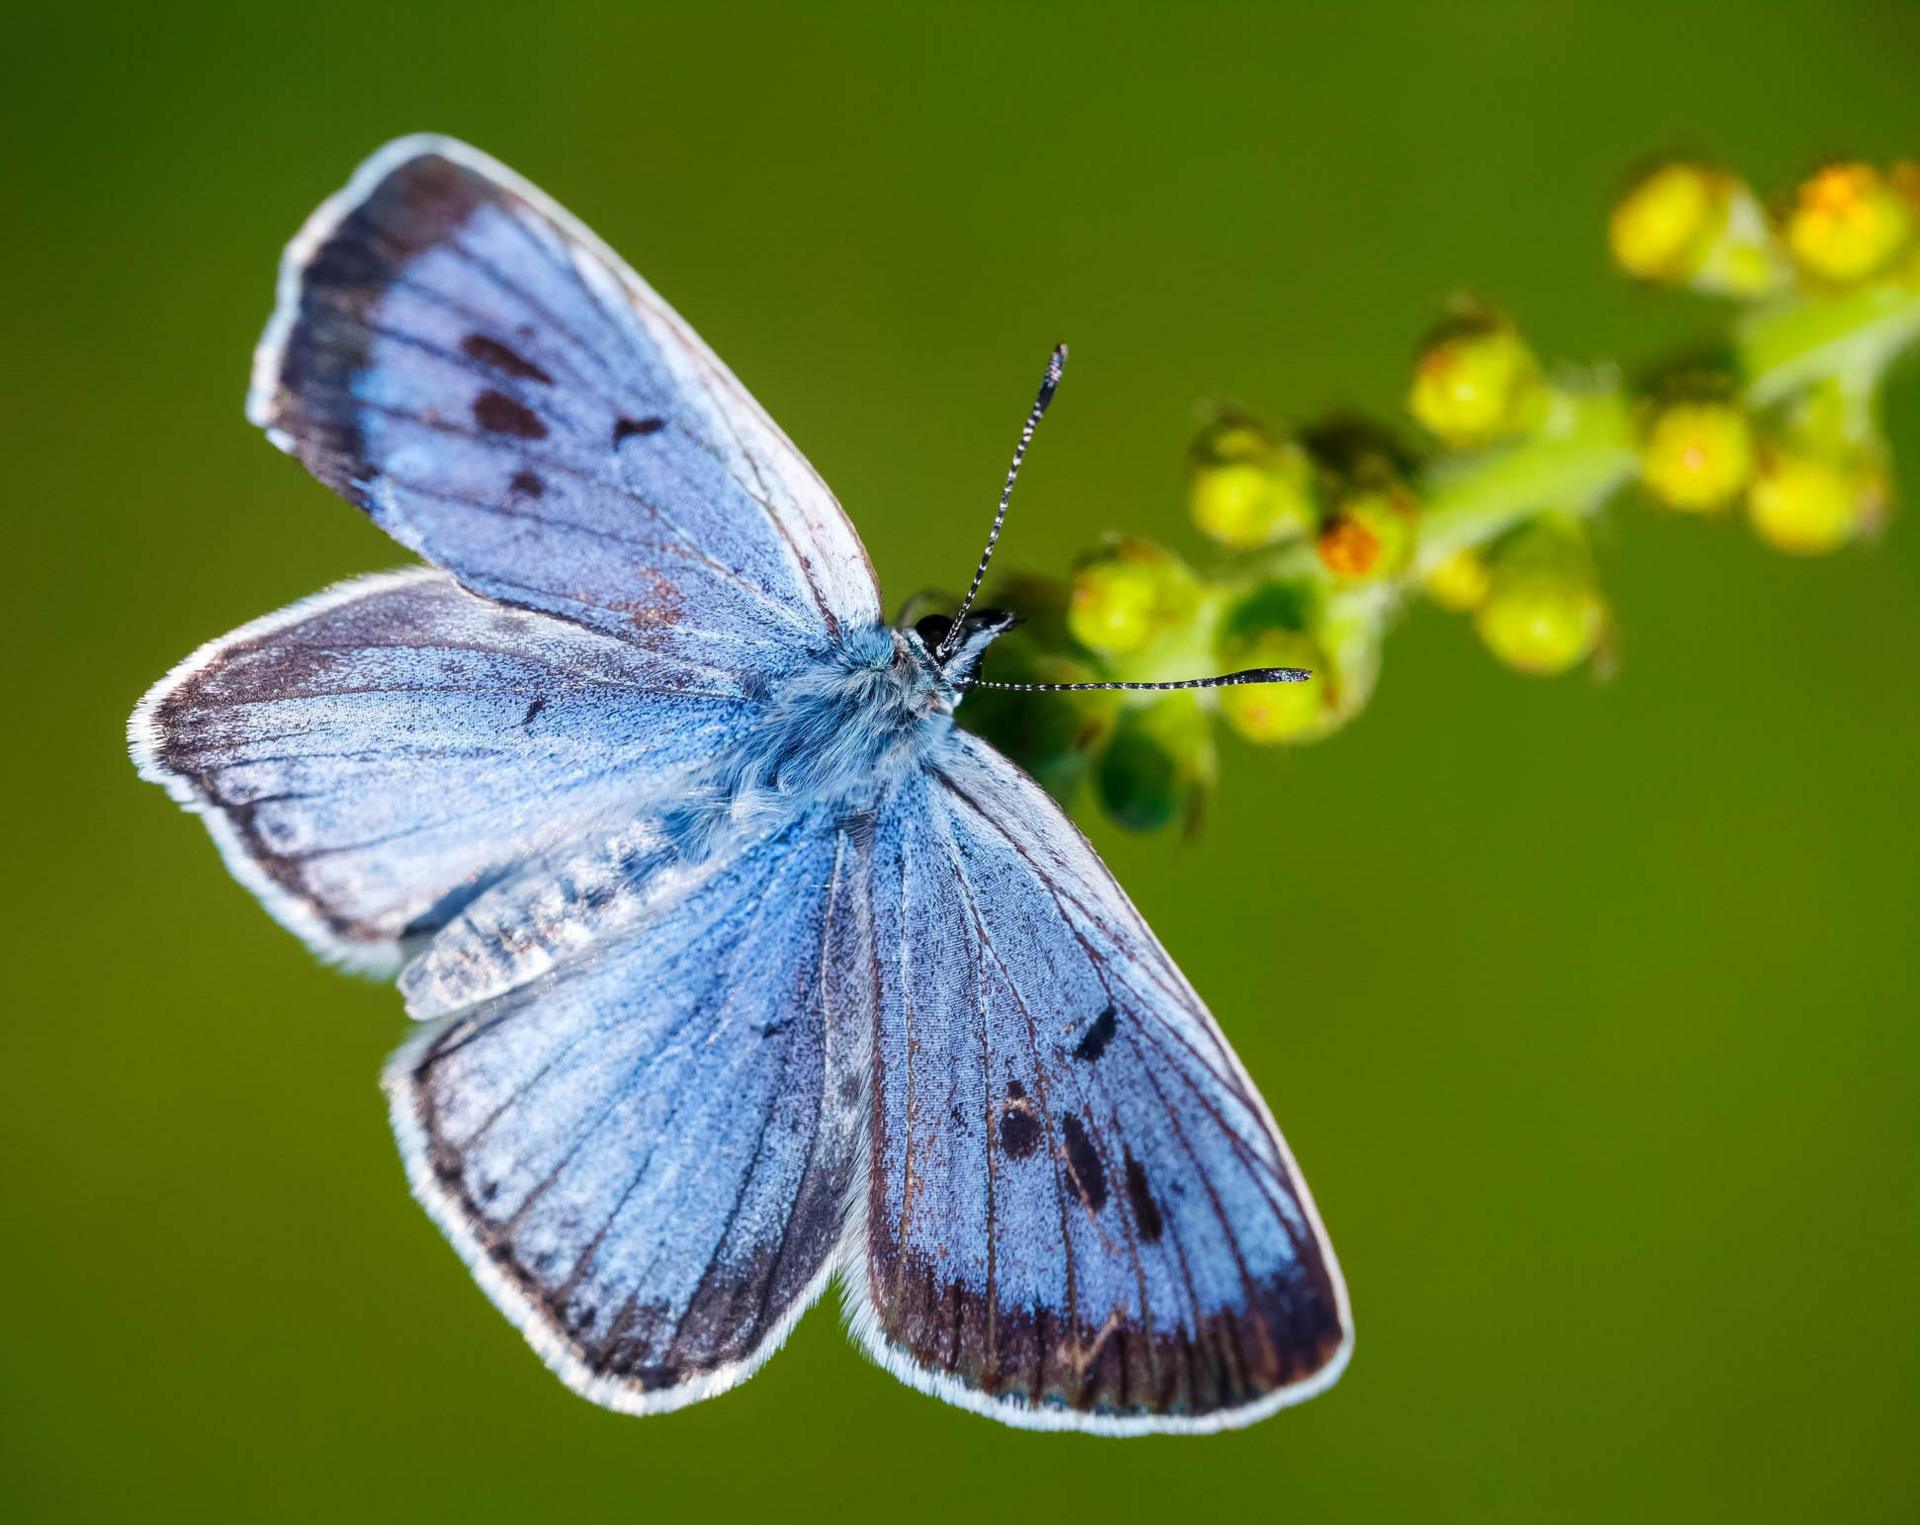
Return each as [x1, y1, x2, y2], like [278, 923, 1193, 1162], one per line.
[130, 134, 1350, 1433]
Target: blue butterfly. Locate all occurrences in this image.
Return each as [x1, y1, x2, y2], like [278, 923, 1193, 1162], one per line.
[129, 136, 1350, 1434]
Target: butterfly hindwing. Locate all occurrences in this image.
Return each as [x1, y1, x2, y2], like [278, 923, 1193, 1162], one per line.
[844, 733, 1351, 1433]
[386, 809, 869, 1410]
[248, 133, 881, 665]
[130, 568, 753, 971]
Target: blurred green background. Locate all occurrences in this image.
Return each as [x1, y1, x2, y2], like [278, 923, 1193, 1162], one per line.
[5, 2, 1916, 1520]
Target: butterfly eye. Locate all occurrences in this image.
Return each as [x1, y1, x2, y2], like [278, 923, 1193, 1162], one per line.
[913, 610, 1019, 666]
[914, 613, 956, 650]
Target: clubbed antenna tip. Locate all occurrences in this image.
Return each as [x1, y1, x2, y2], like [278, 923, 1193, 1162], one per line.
[960, 666, 1313, 694]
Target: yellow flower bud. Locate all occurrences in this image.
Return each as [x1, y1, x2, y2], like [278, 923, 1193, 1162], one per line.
[1609, 163, 1786, 297]
[1640, 399, 1755, 512]
[1423, 546, 1493, 611]
[1783, 162, 1915, 284]
[1474, 518, 1605, 676]
[1215, 629, 1329, 745]
[1067, 539, 1197, 656]
[1409, 315, 1544, 449]
[1610, 164, 1723, 281]
[1746, 447, 1877, 556]
[1317, 487, 1417, 581]
[1188, 425, 1318, 549]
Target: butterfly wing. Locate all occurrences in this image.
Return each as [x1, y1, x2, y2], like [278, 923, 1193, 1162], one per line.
[386, 809, 868, 1411]
[844, 732, 1351, 1433]
[131, 568, 750, 972]
[248, 132, 881, 666]
[138, 135, 886, 968]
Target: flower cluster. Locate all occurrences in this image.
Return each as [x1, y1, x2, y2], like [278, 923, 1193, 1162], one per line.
[961, 158, 1920, 830]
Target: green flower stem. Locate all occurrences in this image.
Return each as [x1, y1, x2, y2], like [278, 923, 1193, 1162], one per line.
[1209, 387, 1638, 599]
[1737, 276, 1920, 406]
[1412, 388, 1638, 573]
[1239, 273, 1920, 602]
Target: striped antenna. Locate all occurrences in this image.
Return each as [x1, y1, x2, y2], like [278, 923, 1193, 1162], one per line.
[957, 666, 1312, 693]
[938, 343, 1069, 659]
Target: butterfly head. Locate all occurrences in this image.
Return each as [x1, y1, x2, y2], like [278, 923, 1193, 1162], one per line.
[905, 609, 1021, 699]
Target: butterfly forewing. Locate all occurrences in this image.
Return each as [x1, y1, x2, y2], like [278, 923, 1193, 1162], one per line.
[843, 733, 1350, 1433]
[248, 133, 881, 657]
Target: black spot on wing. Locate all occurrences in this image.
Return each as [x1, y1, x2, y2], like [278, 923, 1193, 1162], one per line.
[520, 695, 548, 728]
[1060, 1114, 1108, 1212]
[509, 469, 544, 497]
[1072, 1005, 1118, 1062]
[613, 415, 665, 443]
[461, 332, 554, 383]
[473, 390, 548, 439]
[999, 1100, 1040, 1159]
[1123, 1149, 1164, 1243]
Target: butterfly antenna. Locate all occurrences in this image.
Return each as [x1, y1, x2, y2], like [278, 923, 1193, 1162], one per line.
[938, 342, 1069, 659]
[957, 666, 1313, 693]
